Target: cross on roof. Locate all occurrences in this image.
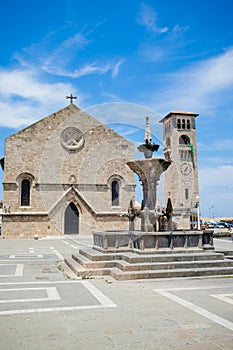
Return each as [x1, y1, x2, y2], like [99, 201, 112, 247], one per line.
[66, 94, 77, 104]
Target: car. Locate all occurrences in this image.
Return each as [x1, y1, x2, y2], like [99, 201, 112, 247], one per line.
[221, 222, 232, 228]
[207, 224, 215, 228]
[216, 224, 225, 228]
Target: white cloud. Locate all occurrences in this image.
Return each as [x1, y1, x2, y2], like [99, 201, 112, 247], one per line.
[0, 69, 73, 103]
[198, 138, 233, 152]
[0, 68, 78, 128]
[172, 25, 189, 35]
[61, 32, 90, 49]
[43, 62, 111, 78]
[137, 3, 168, 34]
[42, 59, 124, 79]
[199, 165, 233, 217]
[111, 59, 125, 79]
[15, 27, 123, 80]
[101, 92, 120, 101]
[200, 165, 233, 188]
[150, 48, 233, 113]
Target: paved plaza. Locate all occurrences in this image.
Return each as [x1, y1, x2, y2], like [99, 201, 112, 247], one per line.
[0, 235, 232, 349]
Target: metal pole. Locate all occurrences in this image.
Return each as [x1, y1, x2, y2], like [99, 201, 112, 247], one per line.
[197, 203, 201, 230]
[196, 196, 201, 230]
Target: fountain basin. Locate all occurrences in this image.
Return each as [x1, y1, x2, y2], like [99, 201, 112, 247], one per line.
[93, 230, 214, 253]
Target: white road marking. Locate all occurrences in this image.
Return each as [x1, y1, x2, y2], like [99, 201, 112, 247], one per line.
[10, 255, 43, 259]
[63, 240, 92, 248]
[211, 293, 233, 305]
[74, 240, 93, 248]
[49, 247, 64, 260]
[0, 287, 60, 304]
[83, 281, 117, 308]
[0, 304, 114, 315]
[0, 281, 116, 315]
[0, 264, 24, 277]
[70, 245, 78, 249]
[154, 287, 233, 332]
[15, 264, 24, 276]
[158, 286, 233, 291]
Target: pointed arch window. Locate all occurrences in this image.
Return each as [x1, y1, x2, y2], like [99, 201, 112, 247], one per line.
[21, 179, 30, 206]
[112, 180, 119, 206]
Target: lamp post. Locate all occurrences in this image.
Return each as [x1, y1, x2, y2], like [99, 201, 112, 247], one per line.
[196, 196, 201, 230]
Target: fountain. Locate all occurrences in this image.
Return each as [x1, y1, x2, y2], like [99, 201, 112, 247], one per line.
[127, 116, 171, 233]
[64, 117, 232, 280]
[92, 116, 214, 253]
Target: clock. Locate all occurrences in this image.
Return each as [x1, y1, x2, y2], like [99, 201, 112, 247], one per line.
[180, 163, 192, 176]
[60, 127, 84, 151]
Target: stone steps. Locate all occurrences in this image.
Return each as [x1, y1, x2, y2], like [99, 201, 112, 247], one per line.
[64, 257, 111, 277]
[116, 259, 233, 272]
[64, 247, 233, 280]
[121, 252, 224, 263]
[79, 248, 224, 263]
[109, 266, 233, 281]
[215, 250, 233, 260]
[72, 253, 117, 269]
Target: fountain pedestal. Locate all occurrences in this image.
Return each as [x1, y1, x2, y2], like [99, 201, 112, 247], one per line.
[127, 158, 170, 232]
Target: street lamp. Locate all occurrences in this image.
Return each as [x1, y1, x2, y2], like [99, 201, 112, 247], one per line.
[196, 196, 200, 230]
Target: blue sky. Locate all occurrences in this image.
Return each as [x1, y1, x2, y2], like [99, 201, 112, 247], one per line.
[0, 0, 233, 217]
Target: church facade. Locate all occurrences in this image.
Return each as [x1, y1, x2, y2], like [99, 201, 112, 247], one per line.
[1, 104, 135, 238]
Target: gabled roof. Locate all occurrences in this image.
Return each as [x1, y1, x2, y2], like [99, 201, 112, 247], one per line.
[5, 103, 131, 144]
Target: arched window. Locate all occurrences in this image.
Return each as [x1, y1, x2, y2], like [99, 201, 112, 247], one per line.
[21, 179, 30, 206]
[112, 180, 119, 206]
[177, 119, 181, 129]
[179, 135, 190, 145]
[182, 119, 186, 129]
[187, 119, 191, 129]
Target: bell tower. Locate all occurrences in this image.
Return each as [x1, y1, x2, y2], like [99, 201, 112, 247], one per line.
[159, 111, 200, 229]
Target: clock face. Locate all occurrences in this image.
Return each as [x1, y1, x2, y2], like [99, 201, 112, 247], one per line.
[180, 163, 192, 175]
[60, 127, 84, 151]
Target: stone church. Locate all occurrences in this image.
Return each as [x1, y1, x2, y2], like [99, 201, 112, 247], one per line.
[1, 103, 136, 238]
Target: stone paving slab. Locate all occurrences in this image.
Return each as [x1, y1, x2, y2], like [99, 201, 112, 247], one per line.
[0, 280, 116, 315]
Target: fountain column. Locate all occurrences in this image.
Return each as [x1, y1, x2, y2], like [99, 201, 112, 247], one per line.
[127, 116, 171, 232]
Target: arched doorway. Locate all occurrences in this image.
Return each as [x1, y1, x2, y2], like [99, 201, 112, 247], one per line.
[64, 202, 79, 234]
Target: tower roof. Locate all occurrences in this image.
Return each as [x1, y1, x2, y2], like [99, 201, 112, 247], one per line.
[159, 110, 199, 123]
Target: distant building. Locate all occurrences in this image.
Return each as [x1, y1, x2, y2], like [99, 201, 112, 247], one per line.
[159, 111, 200, 229]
